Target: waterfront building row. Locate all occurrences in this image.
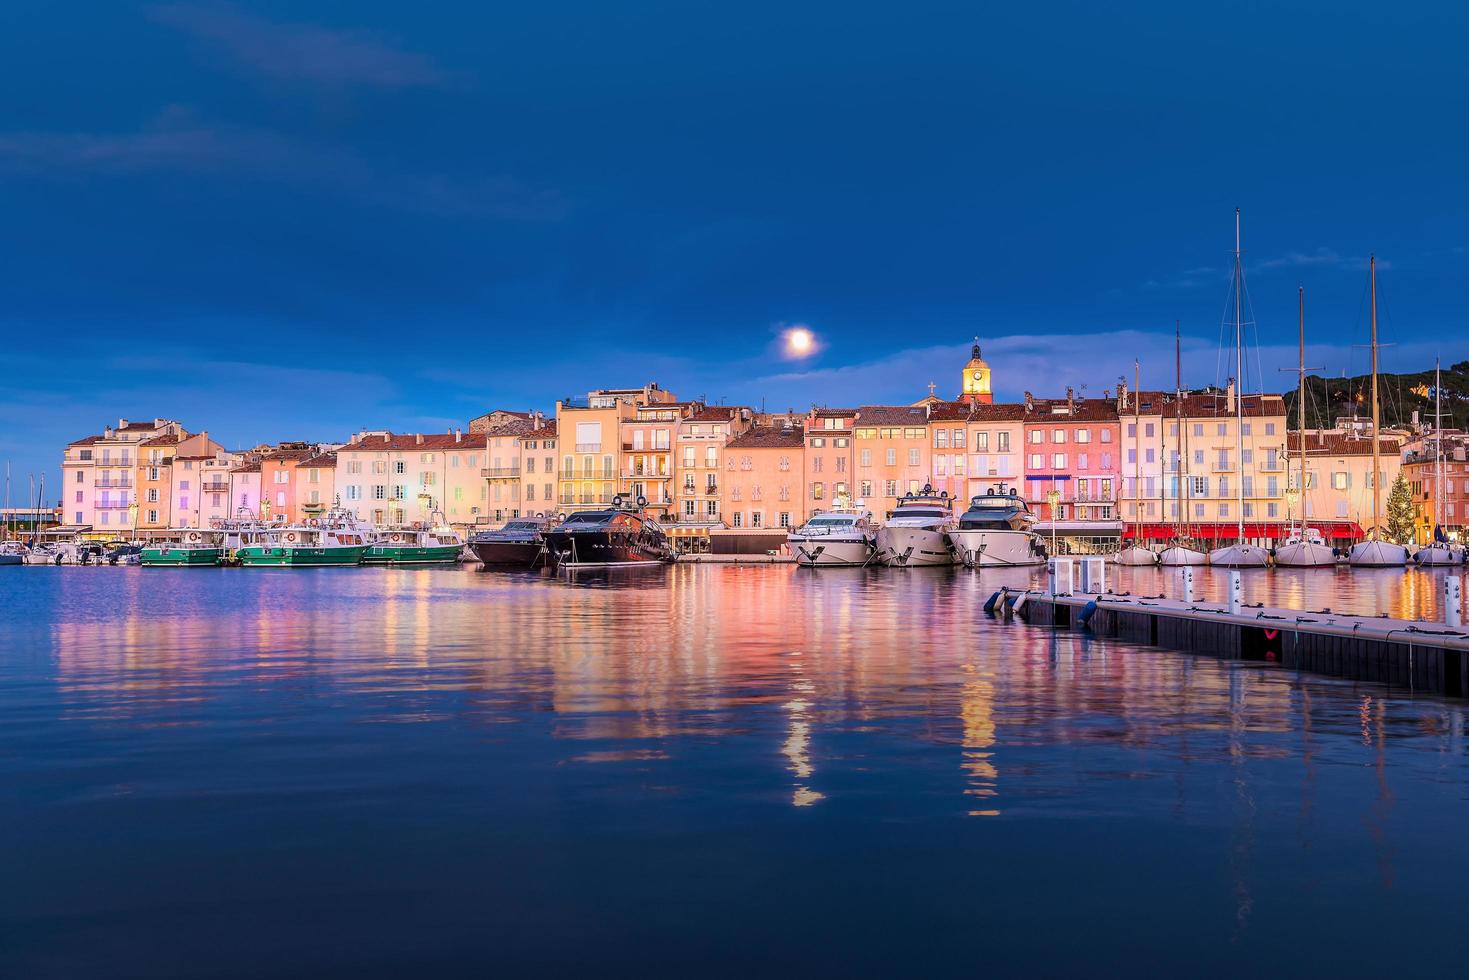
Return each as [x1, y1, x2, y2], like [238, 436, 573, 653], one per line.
[55, 342, 1458, 546]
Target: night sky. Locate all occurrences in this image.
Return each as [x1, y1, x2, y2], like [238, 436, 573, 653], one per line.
[3, 1, 1467, 487]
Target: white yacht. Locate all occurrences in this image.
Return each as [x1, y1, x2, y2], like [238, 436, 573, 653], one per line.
[875, 488, 958, 567]
[1348, 257, 1409, 569]
[948, 487, 1045, 567]
[1274, 287, 1337, 569]
[788, 506, 876, 567]
[1207, 210, 1269, 570]
[1274, 526, 1337, 568]
[1159, 540, 1209, 566]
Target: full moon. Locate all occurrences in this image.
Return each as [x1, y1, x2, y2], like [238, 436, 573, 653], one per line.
[784, 326, 815, 357]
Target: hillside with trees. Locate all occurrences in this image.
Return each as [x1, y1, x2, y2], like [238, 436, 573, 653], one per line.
[1281, 360, 1469, 431]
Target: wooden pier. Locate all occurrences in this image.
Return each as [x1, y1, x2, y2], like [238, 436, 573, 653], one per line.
[1002, 563, 1469, 697]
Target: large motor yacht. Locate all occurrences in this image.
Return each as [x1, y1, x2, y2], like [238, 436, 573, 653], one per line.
[470, 515, 552, 567]
[947, 486, 1045, 567]
[788, 505, 876, 567]
[543, 496, 674, 567]
[875, 488, 958, 567]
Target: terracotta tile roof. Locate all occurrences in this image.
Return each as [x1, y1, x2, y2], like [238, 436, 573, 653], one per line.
[726, 426, 806, 450]
[1024, 398, 1121, 423]
[140, 434, 182, 447]
[231, 463, 262, 474]
[925, 401, 1029, 422]
[1175, 391, 1287, 419]
[117, 420, 169, 431]
[516, 420, 559, 440]
[485, 419, 536, 438]
[810, 407, 858, 419]
[67, 435, 105, 447]
[261, 448, 317, 463]
[1299, 433, 1406, 456]
[299, 451, 337, 468]
[687, 406, 747, 423]
[338, 432, 482, 452]
[856, 405, 930, 426]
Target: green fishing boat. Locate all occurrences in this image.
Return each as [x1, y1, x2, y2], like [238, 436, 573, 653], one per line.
[235, 524, 368, 567]
[363, 525, 465, 565]
[141, 530, 223, 567]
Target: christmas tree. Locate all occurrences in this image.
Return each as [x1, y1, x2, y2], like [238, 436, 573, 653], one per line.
[1385, 473, 1415, 544]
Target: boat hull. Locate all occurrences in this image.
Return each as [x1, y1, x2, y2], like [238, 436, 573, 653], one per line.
[1413, 544, 1466, 566]
[0, 553, 22, 567]
[1159, 546, 1208, 566]
[543, 530, 671, 567]
[141, 547, 223, 567]
[876, 527, 956, 567]
[236, 545, 367, 567]
[949, 529, 1045, 567]
[1274, 542, 1337, 567]
[363, 544, 463, 565]
[789, 536, 872, 567]
[469, 540, 544, 566]
[1208, 543, 1271, 568]
[1111, 545, 1159, 566]
[1347, 540, 1409, 567]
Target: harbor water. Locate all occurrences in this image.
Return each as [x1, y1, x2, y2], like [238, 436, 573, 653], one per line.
[4, 563, 1469, 977]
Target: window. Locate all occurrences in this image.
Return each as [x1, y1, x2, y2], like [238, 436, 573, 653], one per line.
[732, 512, 743, 528]
[779, 512, 791, 528]
[860, 480, 873, 497]
[1332, 472, 1349, 490]
[75, 470, 83, 483]
[751, 511, 762, 528]
[1078, 453, 1088, 469]
[812, 456, 823, 473]
[1052, 429, 1066, 444]
[1078, 429, 1092, 443]
[907, 449, 920, 466]
[1267, 502, 1278, 517]
[373, 485, 386, 500]
[975, 432, 989, 451]
[394, 461, 406, 475]
[1099, 429, 1112, 443]
[1029, 430, 1043, 444]
[1030, 453, 1044, 469]
[884, 480, 898, 497]
[812, 482, 825, 500]
[859, 449, 872, 467]
[953, 429, 966, 449]
[778, 456, 790, 472]
[421, 472, 436, 486]
[810, 438, 825, 448]
[147, 510, 158, 523]
[996, 432, 1009, 452]
[885, 449, 896, 466]
[1265, 423, 1276, 435]
[705, 447, 717, 467]
[1053, 453, 1066, 469]
[935, 429, 949, 449]
[1241, 423, 1252, 436]
[147, 488, 158, 503]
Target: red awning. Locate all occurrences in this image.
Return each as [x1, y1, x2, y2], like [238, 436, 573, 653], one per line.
[1124, 521, 1364, 542]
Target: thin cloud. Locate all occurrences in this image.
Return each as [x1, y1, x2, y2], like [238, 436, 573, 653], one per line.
[148, 3, 450, 88]
[0, 111, 563, 221]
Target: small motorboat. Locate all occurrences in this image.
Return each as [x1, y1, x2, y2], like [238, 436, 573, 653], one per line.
[470, 516, 551, 567]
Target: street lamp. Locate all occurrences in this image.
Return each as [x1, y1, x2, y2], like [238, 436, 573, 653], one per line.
[1284, 487, 1301, 537]
[1046, 487, 1061, 556]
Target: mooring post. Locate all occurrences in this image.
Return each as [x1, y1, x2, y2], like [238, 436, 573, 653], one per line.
[1228, 571, 1242, 616]
[1180, 566, 1195, 603]
[1447, 576, 1464, 630]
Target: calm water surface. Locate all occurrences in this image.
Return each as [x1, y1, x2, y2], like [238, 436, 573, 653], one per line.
[3, 564, 1469, 978]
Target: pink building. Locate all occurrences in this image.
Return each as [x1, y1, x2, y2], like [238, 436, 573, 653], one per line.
[168, 433, 228, 528]
[229, 462, 263, 519]
[803, 408, 857, 512]
[720, 425, 807, 533]
[1021, 390, 1121, 522]
[927, 401, 1027, 502]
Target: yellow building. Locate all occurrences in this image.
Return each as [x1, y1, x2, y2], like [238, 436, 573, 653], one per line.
[61, 418, 186, 536]
[556, 383, 678, 514]
[517, 417, 559, 518]
[853, 405, 932, 516]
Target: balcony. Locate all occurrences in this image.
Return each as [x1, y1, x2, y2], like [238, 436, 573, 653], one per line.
[96, 500, 132, 510]
[704, 484, 718, 495]
[201, 483, 230, 493]
[1210, 461, 1236, 473]
[481, 466, 522, 479]
[622, 469, 671, 480]
[94, 479, 132, 489]
[574, 443, 602, 453]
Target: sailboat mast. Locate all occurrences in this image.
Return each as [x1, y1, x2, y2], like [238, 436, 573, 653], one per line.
[1297, 286, 1305, 536]
[1370, 255, 1381, 535]
[1176, 320, 1188, 536]
[1435, 357, 1443, 536]
[1133, 359, 1141, 542]
[1233, 208, 1245, 542]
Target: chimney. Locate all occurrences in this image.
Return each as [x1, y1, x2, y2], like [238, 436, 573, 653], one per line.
[1066, 386, 1075, 412]
[415, 433, 424, 445]
[1023, 391, 1034, 412]
[104, 425, 114, 438]
[1117, 378, 1128, 411]
[1226, 377, 1236, 414]
[118, 418, 129, 429]
[382, 433, 389, 443]
[455, 429, 462, 443]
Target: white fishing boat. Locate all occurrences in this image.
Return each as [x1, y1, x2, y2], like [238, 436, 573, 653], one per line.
[948, 485, 1045, 567]
[1274, 287, 1337, 568]
[1207, 210, 1269, 569]
[1413, 360, 1467, 566]
[875, 488, 958, 567]
[0, 540, 24, 566]
[789, 501, 876, 567]
[1348, 257, 1409, 568]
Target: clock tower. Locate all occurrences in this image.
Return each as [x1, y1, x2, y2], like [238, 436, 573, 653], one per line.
[961, 338, 992, 404]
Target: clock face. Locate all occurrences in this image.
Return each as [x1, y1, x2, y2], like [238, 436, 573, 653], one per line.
[973, 371, 983, 380]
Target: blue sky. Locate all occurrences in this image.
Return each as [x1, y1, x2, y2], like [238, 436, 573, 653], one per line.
[3, 1, 1467, 488]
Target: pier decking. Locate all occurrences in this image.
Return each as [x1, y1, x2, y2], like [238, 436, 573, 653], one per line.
[1007, 571, 1469, 696]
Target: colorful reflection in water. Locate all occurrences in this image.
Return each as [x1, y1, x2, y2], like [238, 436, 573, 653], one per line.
[2, 564, 1468, 976]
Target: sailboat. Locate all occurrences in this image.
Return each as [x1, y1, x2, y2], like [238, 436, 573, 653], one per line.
[1115, 360, 1159, 565]
[1413, 358, 1466, 565]
[1347, 256, 1409, 567]
[1159, 322, 1208, 566]
[1209, 210, 1270, 568]
[1275, 286, 1337, 567]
